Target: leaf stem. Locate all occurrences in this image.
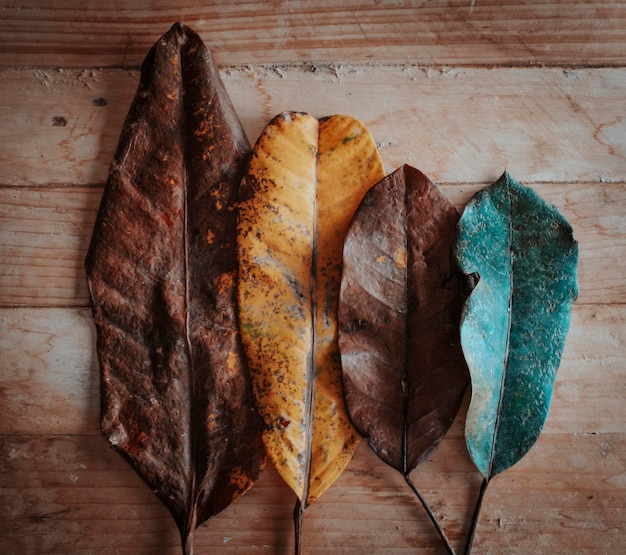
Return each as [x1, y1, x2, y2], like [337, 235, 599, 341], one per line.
[405, 474, 456, 555]
[464, 477, 489, 555]
[181, 526, 194, 555]
[293, 497, 304, 555]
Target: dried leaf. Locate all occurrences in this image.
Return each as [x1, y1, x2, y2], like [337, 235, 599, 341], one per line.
[237, 111, 385, 551]
[85, 23, 265, 555]
[339, 164, 468, 470]
[338, 165, 468, 552]
[454, 171, 578, 553]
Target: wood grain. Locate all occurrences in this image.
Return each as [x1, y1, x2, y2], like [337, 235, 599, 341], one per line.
[1, 183, 623, 307]
[1, 1, 625, 68]
[1, 305, 623, 437]
[2, 67, 625, 186]
[1, 3, 625, 553]
[0, 187, 101, 307]
[1, 433, 622, 554]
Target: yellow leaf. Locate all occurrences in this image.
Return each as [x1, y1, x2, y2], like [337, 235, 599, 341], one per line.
[237, 111, 384, 507]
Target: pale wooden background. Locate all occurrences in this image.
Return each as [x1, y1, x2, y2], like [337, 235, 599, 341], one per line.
[1, 1, 624, 554]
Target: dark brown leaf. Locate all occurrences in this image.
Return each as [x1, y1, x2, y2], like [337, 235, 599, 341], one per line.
[338, 164, 469, 473]
[338, 165, 469, 553]
[85, 23, 265, 554]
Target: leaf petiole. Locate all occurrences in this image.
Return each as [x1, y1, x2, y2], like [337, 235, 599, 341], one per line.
[464, 477, 489, 555]
[293, 498, 305, 555]
[405, 474, 456, 555]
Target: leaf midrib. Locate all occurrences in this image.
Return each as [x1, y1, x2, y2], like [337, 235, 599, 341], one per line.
[179, 38, 199, 544]
[402, 169, 410, 477]
[301, 120, 320, 508]
[487, 177, 515, 481]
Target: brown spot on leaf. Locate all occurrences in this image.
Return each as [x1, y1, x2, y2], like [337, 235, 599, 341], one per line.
[277, 417, 291, 430]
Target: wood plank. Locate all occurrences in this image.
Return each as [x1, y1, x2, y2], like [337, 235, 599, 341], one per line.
[1, 66, 625, 187]
[1, 183, 623, 307]
[1, 433, 623, 553]
[1, 304, 623, 437]
[0, 308, 99, 435]
[463, 432, 626, 553]
[0, 187, 102, 307]
[1, 3, 622, 553]
[0, 1, 625, 68]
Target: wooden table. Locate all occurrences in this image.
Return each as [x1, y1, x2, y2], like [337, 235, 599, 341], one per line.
[1, 2, 624, 553]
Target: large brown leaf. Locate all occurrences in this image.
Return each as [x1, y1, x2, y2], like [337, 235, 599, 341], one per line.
[338, 165, 469, 552]
[85, 23, 265, 555]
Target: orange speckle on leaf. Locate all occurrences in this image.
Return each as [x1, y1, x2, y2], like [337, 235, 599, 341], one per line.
[206, 229, 215, 245]
[395, 247, 407, 269]
[170, 55, 181, 81]
[202, 144, 217, 160]
[226, 350, 239, 376]
[207, 412, 218, 432]
[229, 466, 253, 492]
[213, 270, 236, 295]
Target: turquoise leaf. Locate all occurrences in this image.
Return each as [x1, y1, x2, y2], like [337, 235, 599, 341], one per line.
[455, 171, 578, 480]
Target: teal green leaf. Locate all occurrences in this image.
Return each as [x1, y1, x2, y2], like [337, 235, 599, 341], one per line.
[455, 171, 578, 480]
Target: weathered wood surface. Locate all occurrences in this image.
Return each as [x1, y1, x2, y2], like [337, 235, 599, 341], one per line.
[1, 305, 623, 437]
[2, 67, 625, 186]
[2, 432, 623, 554]
[1, 183, 624, 307]
[1, 2, 625, 554]
[1, 0, 625, 67]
